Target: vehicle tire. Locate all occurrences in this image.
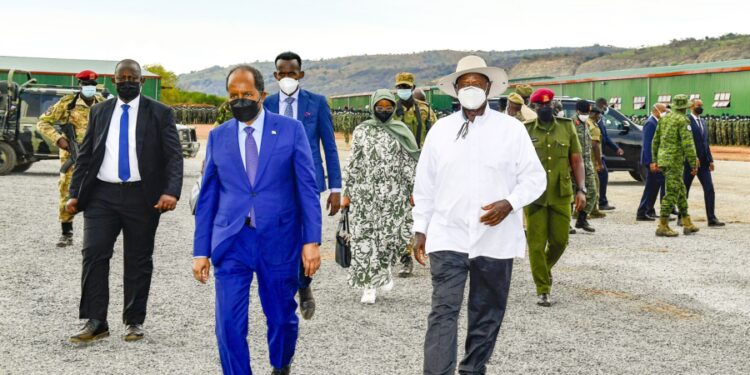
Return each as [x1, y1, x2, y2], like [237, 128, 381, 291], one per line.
[0, 142, 18, 175]
[12, 162, 33, 173]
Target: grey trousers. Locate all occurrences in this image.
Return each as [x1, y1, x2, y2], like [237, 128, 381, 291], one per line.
[423, 251, 513, 375]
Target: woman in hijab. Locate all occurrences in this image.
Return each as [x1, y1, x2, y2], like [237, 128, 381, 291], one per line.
[342, 89, 419, 304]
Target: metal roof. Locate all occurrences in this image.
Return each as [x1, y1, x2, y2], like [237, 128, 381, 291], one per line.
[0, 56, 159, 78]
[525, 59, 750, 85]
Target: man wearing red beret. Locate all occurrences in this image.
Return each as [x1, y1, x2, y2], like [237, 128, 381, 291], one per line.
[37, 70, 106, 248]
[524, 88, 587, 307]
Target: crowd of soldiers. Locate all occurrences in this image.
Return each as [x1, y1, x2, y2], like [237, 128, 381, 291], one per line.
[172, 104, 219, 125]
[631, 114, 750, 146]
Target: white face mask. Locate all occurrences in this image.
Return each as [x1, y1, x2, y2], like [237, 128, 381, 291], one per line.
[658, 111, 667, 119]
[278, 77, 299, 96]
[81, 85, 97, 98]
[457, 86, 487, 110]
[397, 89, 412, 101]
[578, 114, 589, 122]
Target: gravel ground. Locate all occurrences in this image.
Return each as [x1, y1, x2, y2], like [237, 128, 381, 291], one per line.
[1, 142, 749, 375]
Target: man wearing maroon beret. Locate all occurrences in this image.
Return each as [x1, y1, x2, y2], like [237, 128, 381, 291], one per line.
[524, 88, 586, 307]
[37, 70, 106, 247]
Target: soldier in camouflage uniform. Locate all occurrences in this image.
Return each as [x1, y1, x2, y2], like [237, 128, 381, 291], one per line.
[588, 107, 605, 219]
[341, 89, 419, 304]
[572, 100, 597, 232]
[36, 70, 106, 247]
[651, 94, 700, 237]
[213, 100, 233, 127]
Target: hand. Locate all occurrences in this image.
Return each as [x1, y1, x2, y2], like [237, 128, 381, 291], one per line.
[695, 159, 701, 168]
[327, 192, 341, 216]
[302, 243, 321, 277]
[154, 194, 177, 212]
[409, 195, 414, 207]
[192, 258, 211, 284]
[709, 162, 715, 172]
[342, 196, 350, 208]
[57, 138, 70, 151]
[574, 191, 586, 213]
[650, 163, 660, 173]
[480, 200, 513, 227]
[413, 232, 427, 266]
[65, 198, 78, 214]
[691, 168, 698, 176]
[616, 148, 624, 156]
[596, 163, 603, 172]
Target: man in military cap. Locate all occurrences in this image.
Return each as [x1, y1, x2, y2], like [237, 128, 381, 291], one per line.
[524, 88, 586, 307]
[651, 94, 700, 237]
[36, 70, 106, 248]
[572, 100, 596, 232]
[515, 84, 533, 105]
[506, 93, 526, 122]
[588, 107, 606, 219]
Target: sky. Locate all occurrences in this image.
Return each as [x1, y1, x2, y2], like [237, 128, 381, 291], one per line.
[4, 0, 749, 74]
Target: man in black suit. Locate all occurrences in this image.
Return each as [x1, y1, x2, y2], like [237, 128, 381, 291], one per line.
[683, 99, 724, 227]
[65, 59, 183, 343]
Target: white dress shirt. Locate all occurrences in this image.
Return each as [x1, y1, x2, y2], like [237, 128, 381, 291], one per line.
[97, 96, 142, 182]
[412, 107, 546, 259]
[279, 89, 299, 120]
[691, 113, 704, 134]
[238, 108, 265, 168]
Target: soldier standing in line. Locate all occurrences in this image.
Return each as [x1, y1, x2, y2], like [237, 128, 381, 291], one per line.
[588, 106, 606, 219]
[572, 100, 596, 232]
[36, 70, 106, 248]
[524, 89, 586, 307]
[651, 94, 700, 237]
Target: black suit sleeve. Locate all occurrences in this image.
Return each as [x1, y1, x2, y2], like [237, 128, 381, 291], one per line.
[69, 106, 97, 198]
[159, 106, 184, 199]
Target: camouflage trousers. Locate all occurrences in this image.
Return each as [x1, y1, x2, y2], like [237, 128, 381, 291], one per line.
[58, 154, 75, 223]
[660, 166, 689, 217]
[572, 167, 598, 215]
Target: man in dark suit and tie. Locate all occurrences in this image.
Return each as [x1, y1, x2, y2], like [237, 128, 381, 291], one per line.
[683, 99, 725, 227]
[263, 51, 341, 320]
[193, 65, 322, 375]
[595, 98, 625, 211]
[636, 103, 668, 220]
[66, 59, 183, 343]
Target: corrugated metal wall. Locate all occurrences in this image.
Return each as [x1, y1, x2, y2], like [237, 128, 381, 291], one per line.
[0, 72, 161, 100]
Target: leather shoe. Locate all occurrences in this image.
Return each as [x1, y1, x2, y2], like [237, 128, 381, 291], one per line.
[69, 319, 109, 343]
[537, 294, 552, 307]
[272, 365, 291, 374]
[636, 215, 656, 221]
[708, 220, 725, 227]
[123, 324, 144, 342]
[599, 204, 616, 211]
[299, 287, 315, 320]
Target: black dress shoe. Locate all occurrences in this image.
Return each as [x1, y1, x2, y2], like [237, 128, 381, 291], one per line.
[298, 287, 315, 320]
[272, 365, 291, 375]
[575, 212, 595, 232]
[636, 215, 656, 221]
[69, 319, 109, 343]
[708, 220, 725, 227]
[569, 226, 576, 234]
[599, 204, 616, 211]
[123, 324, 144, 342]
[537, 294, 552, 307]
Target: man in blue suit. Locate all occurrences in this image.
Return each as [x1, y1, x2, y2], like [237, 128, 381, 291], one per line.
[264, 51, 341, 320]
[193, 65, 322, 375]
[595, 98, 625, 211]
[683, 99, 725, 227]
[636, 103, 668, 221]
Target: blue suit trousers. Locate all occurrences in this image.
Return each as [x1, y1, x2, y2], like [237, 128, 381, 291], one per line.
[683, 165, 717, 221]
[214, 226, 300, 374]
[637, 170, 665, 217]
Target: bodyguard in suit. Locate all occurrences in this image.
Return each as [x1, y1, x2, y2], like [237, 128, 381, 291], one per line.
[66, 59, 183, 343]
[636, 103, 668, 220]
[683, 99, 725, 227]
[595, 98, 625, 211]
[193, 65, 322, 375]
[263, 51, 341, 320]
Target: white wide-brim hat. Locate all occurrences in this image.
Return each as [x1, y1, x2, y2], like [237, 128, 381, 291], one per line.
[437, 55, 509, 98]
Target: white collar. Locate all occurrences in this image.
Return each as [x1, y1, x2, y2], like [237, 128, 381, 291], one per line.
[116, 95, 140, 111]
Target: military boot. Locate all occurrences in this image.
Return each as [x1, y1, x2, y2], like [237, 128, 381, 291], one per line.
[575, 212, 595, 232]
[589, 209, 606, 219]
[682, 216, 700, 235]
[56, 234, 73, 248]
[655, 217, 678, 237]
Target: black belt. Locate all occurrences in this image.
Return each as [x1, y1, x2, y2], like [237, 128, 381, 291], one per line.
[244, 217, 255, 228]
[98, 180, 143, 187]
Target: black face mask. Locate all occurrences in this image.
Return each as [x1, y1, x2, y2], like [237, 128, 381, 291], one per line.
[695, 107, 704, 115]
[230, 98, 261, 122]
[116, 81, 141, 101]
[538, 107, 554, 123]
[374, 111, 393, 123]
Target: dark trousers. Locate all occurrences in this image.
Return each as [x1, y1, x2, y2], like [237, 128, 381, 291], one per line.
[683, 164, 717, 221]
[79, 181, 160, 324]
[598, 158, 609, 206]
[637, 169, 665, 217]
[424, 251, 513, 375]
[215, 226, 299, 374]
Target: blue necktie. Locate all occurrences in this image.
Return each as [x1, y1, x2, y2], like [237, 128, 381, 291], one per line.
[244, 127, 259, 224]
[284, 96, 295, 118]
[118, 104, 131, 182]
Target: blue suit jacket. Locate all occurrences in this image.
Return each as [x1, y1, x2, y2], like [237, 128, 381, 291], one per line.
[688, 115, 713, 165]
[598, 118, 620, 152]
[193, 112, 322, 266]
[641, 115, 658, 166]
[264, 89, 341, 193]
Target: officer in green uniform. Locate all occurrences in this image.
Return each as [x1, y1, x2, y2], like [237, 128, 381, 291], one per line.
[572, 100, 597, 232]
[36, 70, 106, 248]
[524, 89, 586, 307]
[393, 72, 437, 148]
[515, 84, 533, 105]
[651, 94, 700, 237]
[588, 107, 605, 219]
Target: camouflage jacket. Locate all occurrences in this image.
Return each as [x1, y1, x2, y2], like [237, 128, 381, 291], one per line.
[573, 117, 594, 172]
[394, 99, 437, 146]
[213, 101, 232, 127]
[652, 112, 698, 168]
[37, 93, 105, 149]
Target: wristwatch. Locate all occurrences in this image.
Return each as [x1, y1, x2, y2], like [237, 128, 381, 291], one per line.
[576, 186, 587, 194]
